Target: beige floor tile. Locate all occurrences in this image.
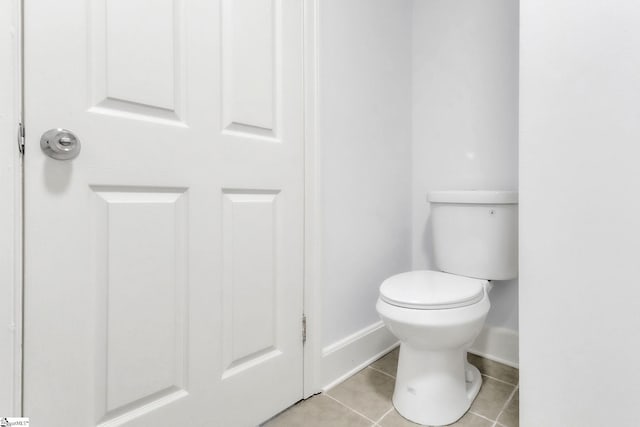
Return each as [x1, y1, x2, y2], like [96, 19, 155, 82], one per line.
[497, 388, 519, 427]
[326, 367, 395, 421]
[377, 408, 420, 427]
[262, 394, 371, 427]
[467, 353, 518, 385]
[378, 408, 493, 427]
[453, 412, 495, 427]
[370, 347, 399, 378]
[268, 353, 518, 427]
[469, 376, 516, 420]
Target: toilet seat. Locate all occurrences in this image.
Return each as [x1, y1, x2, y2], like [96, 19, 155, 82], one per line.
[379, 270, 487, 310]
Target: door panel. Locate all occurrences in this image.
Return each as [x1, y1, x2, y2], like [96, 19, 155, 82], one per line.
[91, 187, 189, 421]
[23, 0, 303, 425]
[89, 0, 187, 124]
[221, 190, 281, 376]
[222, 0, 277, 133]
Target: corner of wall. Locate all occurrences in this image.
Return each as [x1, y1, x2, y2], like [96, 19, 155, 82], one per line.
[320, 321, 398, 391]
[469, 326, 519, 368]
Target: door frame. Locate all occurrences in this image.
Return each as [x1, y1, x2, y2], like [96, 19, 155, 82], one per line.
[0, 0, 23, 416]
[302, 0, 323, 399]
[1, 0, 323, 414]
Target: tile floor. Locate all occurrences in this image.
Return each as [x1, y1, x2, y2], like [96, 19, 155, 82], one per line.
[264, 348, 519, 427]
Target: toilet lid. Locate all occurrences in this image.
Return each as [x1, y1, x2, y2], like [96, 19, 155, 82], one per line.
[379, 271, 486, 310]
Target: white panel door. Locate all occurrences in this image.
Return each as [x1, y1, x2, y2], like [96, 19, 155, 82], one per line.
[23, 0, 304, 426]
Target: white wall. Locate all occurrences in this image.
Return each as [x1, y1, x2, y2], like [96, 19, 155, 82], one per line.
[0, 0, 21, 415]
[318, 0, 521, 384]
[411, 0, 519, 364]
[319, 0, 412, 382]
[520, 0, 640, 425]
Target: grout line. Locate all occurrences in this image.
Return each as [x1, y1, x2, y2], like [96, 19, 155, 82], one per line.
[480, 373, 518, 387]
[367, 365, 396, 380]
[493, 384, 519, 427]
[469, 410, 498, 423]
[322, 392, 380, 425]
[373, 407, 395, 425]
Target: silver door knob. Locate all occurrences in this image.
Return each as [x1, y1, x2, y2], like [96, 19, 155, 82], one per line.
[40, 128, 81, 160]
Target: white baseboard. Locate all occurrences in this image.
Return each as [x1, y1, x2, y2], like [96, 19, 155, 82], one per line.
[319, 323, 517, 392]
[320, 321, 398, 391]
[469, 326, 519, 368]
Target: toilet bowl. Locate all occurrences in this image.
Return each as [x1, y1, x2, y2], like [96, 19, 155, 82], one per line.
[376, 271, 490, 426]
[377, 191, 518, 426]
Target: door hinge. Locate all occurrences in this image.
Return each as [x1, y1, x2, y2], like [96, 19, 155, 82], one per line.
[17, 122, 25, 155]
[302, 315, 307, 344]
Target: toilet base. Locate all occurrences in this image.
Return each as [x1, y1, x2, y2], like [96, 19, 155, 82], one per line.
[392, 345, 482, 426]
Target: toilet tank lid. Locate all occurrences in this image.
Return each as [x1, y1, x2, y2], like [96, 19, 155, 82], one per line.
[428, 190, 518, 204]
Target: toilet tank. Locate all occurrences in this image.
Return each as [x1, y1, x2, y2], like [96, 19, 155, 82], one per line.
[428, 191, 518, 281]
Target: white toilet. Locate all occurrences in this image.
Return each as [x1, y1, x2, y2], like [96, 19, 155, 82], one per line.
[376, 190, 518, 426]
